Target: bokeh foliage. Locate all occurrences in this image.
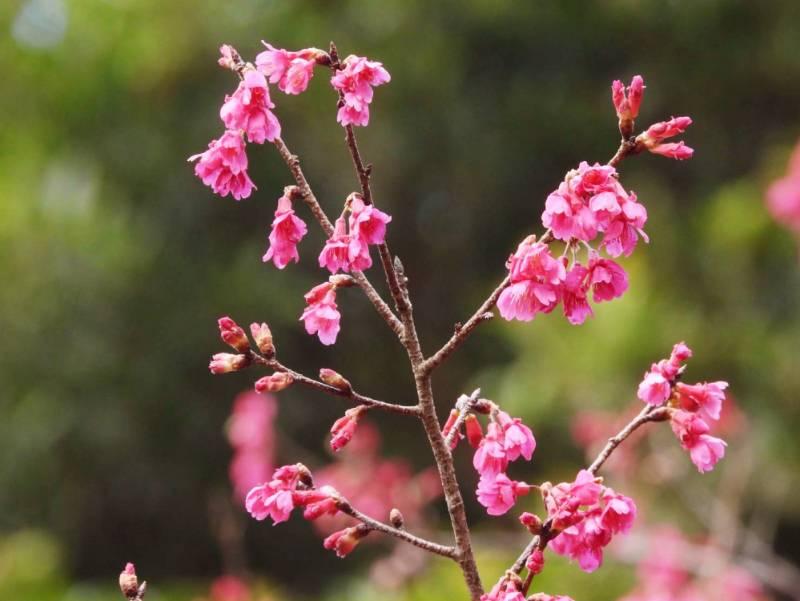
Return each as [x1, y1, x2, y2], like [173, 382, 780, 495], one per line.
[1, 0, 799, 599]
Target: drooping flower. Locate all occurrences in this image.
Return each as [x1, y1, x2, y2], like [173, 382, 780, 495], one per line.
[189, 130, 255, 201]
[587, 255, 628, 302]
[244, 464, 305, 524]
[319, 217, 357, 273]
[676, 381, 728, 422]
[263, 191, 308, 269]
[476, 473, 531, 516]
[600, 192, 649, 257]
[220, 69, 281, 144]
[330, 55, 391, 127]
[472, 422, 509, 477]
[348, 195, 392, 245]
[498, 237, 566, 321]
[670, 410, 726, 473]
[561, 264, 593, 325]
[256, 43, 324, 95]
[637, 370, 672, 405]
[299, 282, 341, 345]
[495, 410, 536, 462]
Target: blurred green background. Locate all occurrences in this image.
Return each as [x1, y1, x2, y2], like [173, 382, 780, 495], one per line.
[2, 0, 800, 599]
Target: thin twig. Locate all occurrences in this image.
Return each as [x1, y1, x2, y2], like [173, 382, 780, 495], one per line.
[443, 389, 482, 450]
[253, 354, 420, 416]
[337, 499, 457, 559]
[272, 137, 405, 339]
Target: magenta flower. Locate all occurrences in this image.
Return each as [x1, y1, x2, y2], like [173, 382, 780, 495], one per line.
[637, 370, 671, 405]
[561, 264, 593, 325]
[472, 422, 509, 477]
[476, 473, 531, 516]
[319, 217, 357, 273]
[495, 410, 537, 462]
[587, 255, 628, 302]
[245, 482, 295, 524]
[256, 42, 323, 95]
[299, 282, 341, 345]
[498, 237, 565, 321]
[349, 195, 392, 245]
[670, 409, 727, 472]
[676, 381, 728, 422]
[263, 192, 308, 269]
[220, 70, 281, 144]
[331, 55, 391, 127]
[189, 130, 255, 200]
[600, 193, 648, 257]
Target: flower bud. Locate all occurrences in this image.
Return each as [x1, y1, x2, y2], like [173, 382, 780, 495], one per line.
[330, 406, 365, 452]
[249, 322, 274, 356]
[389, 508, 405, 529]
[218, 44, 243, 71]
[519, 512, 543, 535]
[119, 563, 139, 598]
[319, 368, 351, 392]
[218, 316, 250, 353]
[209, 353, 250, 374]
[526, 548, 545, 575]
[323, 525, 369, 558]
[464, 414, 484, 448]
[441, 409, 461, 449]
[254, 372, 293, 393]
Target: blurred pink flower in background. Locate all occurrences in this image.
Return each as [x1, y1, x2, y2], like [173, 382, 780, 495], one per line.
[766, 141, 800, 235]
[227, 391, 276, 501]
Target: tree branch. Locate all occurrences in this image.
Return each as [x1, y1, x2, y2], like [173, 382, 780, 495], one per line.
[253, 353, 421, 416]
[337, 499, 457, 559]
[272, 136, 405, 339]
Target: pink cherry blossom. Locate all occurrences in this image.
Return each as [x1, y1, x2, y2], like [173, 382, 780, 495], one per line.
[528, 595, 575, 601]
[256, 42, 322, 95]
[561, 264, 593, 325]
[472, 422, 509, 477]
[220, 69, 281, 144]
[587, 255, 628, 301]
[331, 55, 391, 127]
[476, 473, 530, 516]
[612, 75, 644, 120]
[349, 195, 392, 245]
[498, 237, 565, 321]
[495, 410, 536, 461]
[263, 192, 308, 269]
[670, 409, 727, 472]
[600, 193, 649, 257]
[300, 282, 341, 345]
[637, 370, 672, 405]
[245, 482, 295, 524]
[600, 489, 637, 534]
[189, 130, 255, 201]
[319, 217, 358, 273]
[676, 381, 728, 421]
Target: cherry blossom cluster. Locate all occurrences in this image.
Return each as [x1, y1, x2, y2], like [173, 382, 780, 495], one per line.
[637, 342, 729, 472]
[498, 76, 693, 327]
[190, 43, 389, 201]
[766, 139, 800, 236]
[535, 470, 636, 572]
[446, 402, 537, 516]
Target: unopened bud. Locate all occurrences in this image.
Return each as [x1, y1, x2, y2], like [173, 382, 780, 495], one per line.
[218, 44, 243, 71]
[465, 414, 484, 448]
[209, 353, 250, 374]
[254, 372, 293, 393]
[218, 316, 250, 352]
[389, 508, 405, 529]
[319, 368, 351, 392]
[519, 512, 543, 535]
[119, 563, 138, 598]
[323, 525, 369, 558]
[249, 322, 274, 356]
[442, 409, 460, 448]
[330, 406, 365, 452]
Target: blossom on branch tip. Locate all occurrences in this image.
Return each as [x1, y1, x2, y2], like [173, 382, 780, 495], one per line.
[676, 381, 728, 421]
[220, 69, 281, 144]
[189, 130, 254, 201]
[348, 194, 392, 245]
[637, 371, 672, 405]
[218, 316, 250, 352]
[612, 75, 644, 137]
[263, 191, 308, 269]
[670, 409, 726, 473]
[331, 55, 391, 127]
[496, 410, 536, 462]
[244, 464, 308, 524]
[209, 353, 250, 374]
[300, 282, 341, 345]
[640, 117, 694, 161]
